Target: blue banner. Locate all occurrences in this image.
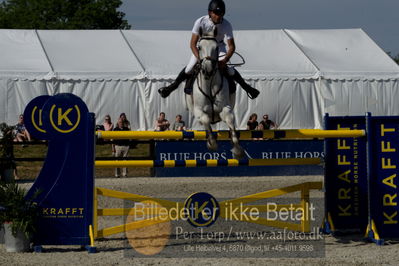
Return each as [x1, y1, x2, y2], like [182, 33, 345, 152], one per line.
[367, 115, 399, 239]
[155, 139, 323, 177]
[24, 94, 95, 246]
[324, 115, 368, 233]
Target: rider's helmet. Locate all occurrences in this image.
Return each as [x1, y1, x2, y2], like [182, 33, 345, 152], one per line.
[208, 0, 225, 15]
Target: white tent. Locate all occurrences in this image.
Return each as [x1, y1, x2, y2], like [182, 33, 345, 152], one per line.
[0, 29, 398, 129]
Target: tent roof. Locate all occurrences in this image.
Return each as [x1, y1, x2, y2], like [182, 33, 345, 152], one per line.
[0, 28, 398, 80]
[285, 29, 399, 79]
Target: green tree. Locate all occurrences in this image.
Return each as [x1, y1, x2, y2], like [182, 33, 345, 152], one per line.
[0, 0, 130, 29]
[387, 52, 399, 65]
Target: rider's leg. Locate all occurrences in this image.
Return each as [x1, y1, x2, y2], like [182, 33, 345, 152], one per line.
[231, 69, 260, 99]
[158, 55, 197, 98]
[184, 58, 201, 94]
[184, 73, 196, 95]
[158, 68, 189, 98]
[221, 67, 236, 94]
[218, 51, 259, 99]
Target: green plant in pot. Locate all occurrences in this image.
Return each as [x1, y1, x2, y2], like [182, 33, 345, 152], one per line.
[0, 182, 40, 252]
[0, 123, 16, 182]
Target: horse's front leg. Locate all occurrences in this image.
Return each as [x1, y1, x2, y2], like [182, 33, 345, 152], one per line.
[206, 124, 217, 151]
[194, 108, 217, 151]
[220, 107, 244, 159]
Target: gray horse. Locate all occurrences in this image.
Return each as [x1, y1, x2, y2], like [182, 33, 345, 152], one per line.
[186, 30, 244, 159]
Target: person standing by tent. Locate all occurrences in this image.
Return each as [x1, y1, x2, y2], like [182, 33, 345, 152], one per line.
[158, 0, 259, 100]
[112, 118, 130, 178]
[119, 113, 131, 130]
[102, 115, 114, 131]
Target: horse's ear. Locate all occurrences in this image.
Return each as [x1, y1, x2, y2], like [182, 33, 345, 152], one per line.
[213, 27, 218, 37]
[199, 27, 203, 37]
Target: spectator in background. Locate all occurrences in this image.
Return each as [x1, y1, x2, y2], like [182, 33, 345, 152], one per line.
[103, 114, 114, 131]
[119, 113, 131, 129]
[246, 113, 258, 130]
[258, 114, 278, 130]
[99, 114, 114, 148]
[0, 123, 18, 180]
[13, 114, 31, 143]
[155, 112, 170, 131]
[112, 118, 130, 178]
[172, 114, 186, 131]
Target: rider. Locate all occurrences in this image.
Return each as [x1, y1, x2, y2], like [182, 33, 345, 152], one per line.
[158, 0, 260, 99]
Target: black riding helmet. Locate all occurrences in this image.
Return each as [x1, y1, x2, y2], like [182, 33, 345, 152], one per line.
[208, 0, 225, 15]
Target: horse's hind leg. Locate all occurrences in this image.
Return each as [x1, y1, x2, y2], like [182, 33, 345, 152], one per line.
[220, 107, 244, 159]
[194, 108, 217, 151]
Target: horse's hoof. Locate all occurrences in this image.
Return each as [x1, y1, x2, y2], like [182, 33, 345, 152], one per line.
[207, 143, 218, 151]
[231, 146, 245, 160]
[207, 138, 218, 151]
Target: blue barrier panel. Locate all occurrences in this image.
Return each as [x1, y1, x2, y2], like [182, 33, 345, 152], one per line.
[367, 115, 399, 243]
[324, 114, 368, 233]
[24, 94, 94, 246]
[155, 140, 323, 177]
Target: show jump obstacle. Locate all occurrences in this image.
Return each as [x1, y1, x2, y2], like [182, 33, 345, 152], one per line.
[22, 94, 398, 252]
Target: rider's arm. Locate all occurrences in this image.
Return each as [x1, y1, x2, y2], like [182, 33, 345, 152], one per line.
[221, 19, 235, 65]
[190, 34, 200, 60]
[222, 38, 236, 64]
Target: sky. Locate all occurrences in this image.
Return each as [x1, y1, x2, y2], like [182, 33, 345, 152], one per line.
[120, 0, 399, 56]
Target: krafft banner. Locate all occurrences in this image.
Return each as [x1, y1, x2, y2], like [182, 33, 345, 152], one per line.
[367, 115, 399, 239]
[155, 140, 323, 177]
[24, 94, 95, 246]
[324, 115, 368, 233]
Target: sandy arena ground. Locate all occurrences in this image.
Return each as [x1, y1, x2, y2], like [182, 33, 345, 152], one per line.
[0, 175, 397, 265]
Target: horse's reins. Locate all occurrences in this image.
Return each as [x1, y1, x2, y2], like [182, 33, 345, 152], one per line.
[225, 51, 245, 67]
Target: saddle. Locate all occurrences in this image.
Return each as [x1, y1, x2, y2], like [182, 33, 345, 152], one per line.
[184, 64, 236, 95]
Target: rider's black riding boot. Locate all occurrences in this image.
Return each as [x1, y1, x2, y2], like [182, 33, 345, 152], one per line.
[158, 68, 188, 98]
[227, 76, 236, 94]
[184, 73, 196, 95]
[221, 68, 237, 94]
[232, 70, 260, 99]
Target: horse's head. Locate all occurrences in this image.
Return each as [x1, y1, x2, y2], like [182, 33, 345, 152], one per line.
[198, 31, 219, 80]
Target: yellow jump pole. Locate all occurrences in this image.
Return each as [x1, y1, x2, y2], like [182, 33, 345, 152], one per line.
[96, 129, 365, 140]
[93, 188, 98, 238]
[97, 130, 206, 140]
[95, 158, 322, 168]
[276, 129, 365, 139]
